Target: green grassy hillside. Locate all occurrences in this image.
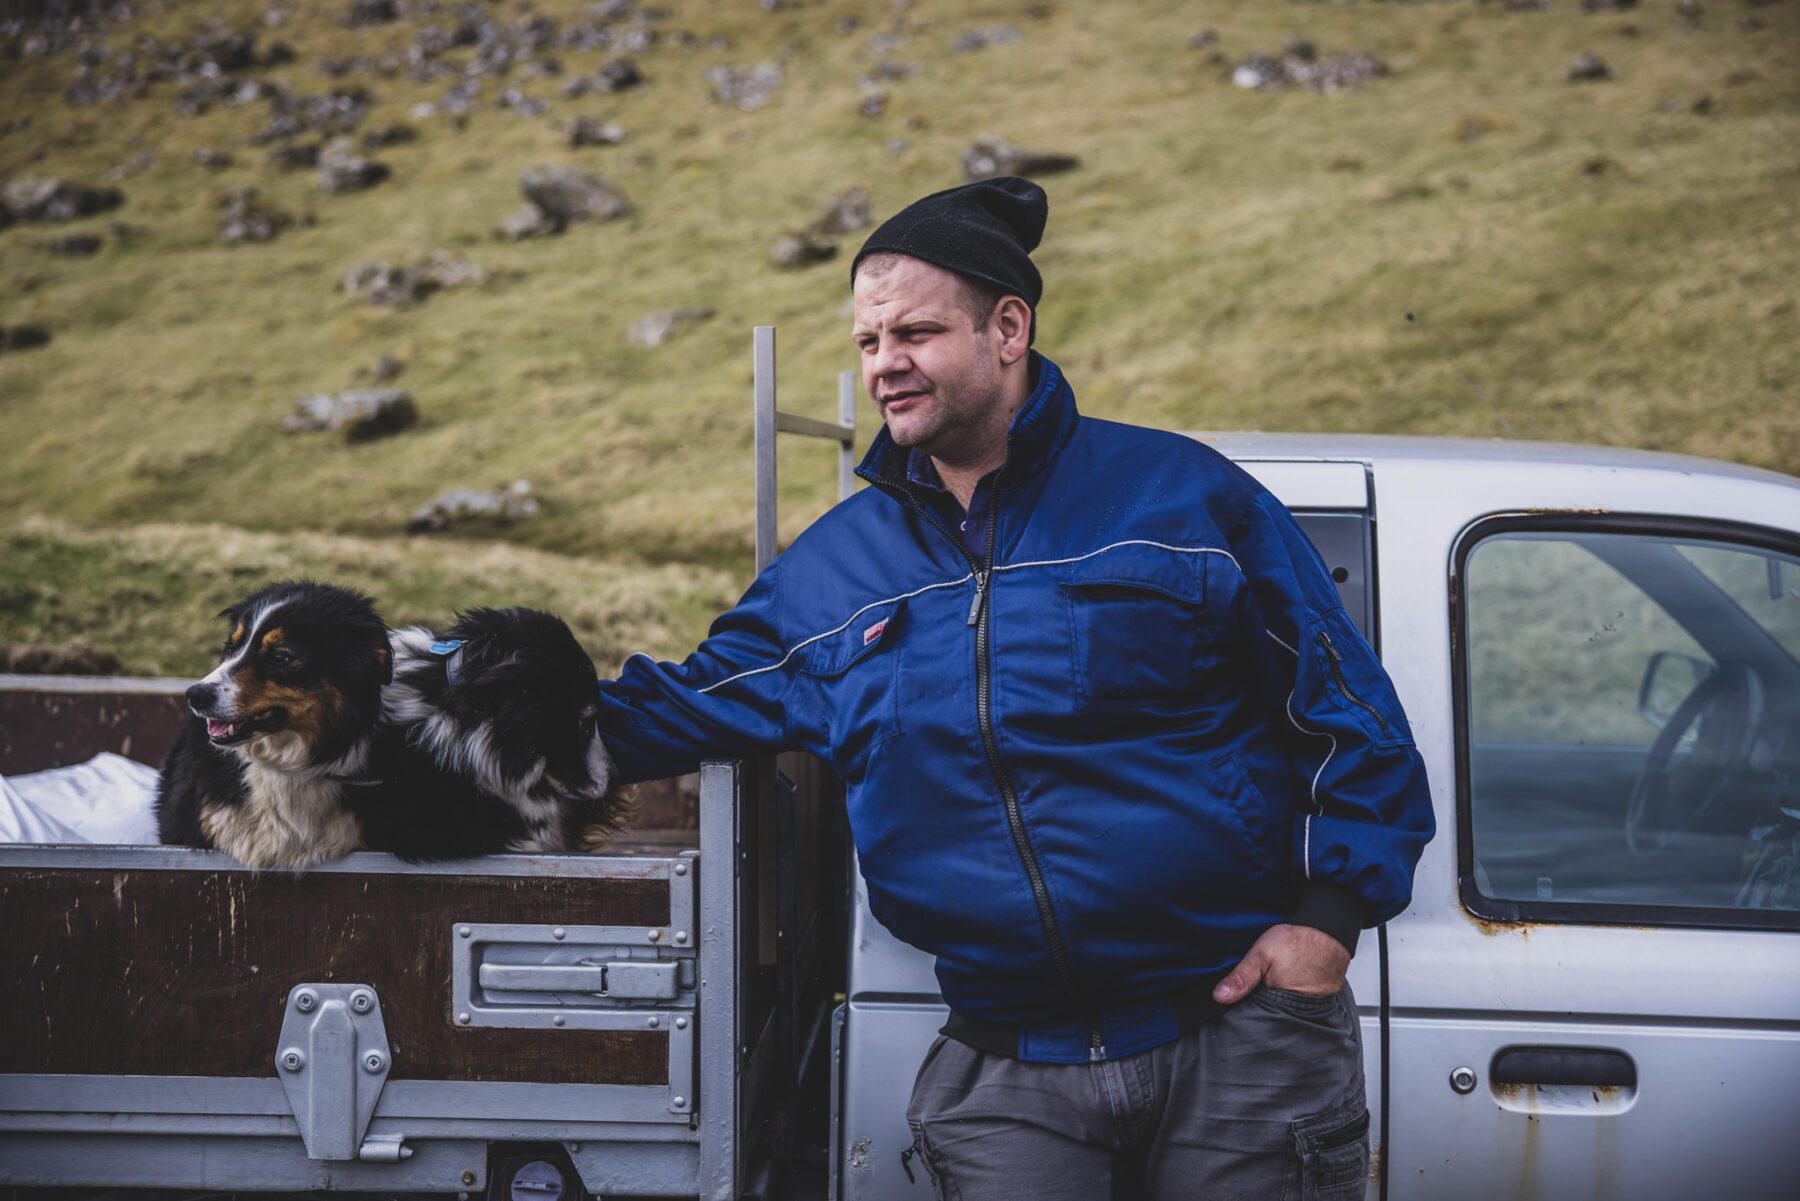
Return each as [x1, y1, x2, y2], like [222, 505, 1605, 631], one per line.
[2, 0, 1796, 675]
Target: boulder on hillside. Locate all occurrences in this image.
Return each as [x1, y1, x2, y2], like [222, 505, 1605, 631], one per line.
[194, 147, 235, 170]
[627, 307, 715, 347]
[271, 141, 322, 170]
[496, 204, 555, 240]
[407, 480, 541, 534]
[514, 166, 632, 233]
[0, 326, 53, 354]
[217, 186, 294, 245]
[1231, 42, 1388, 92]
[283, 388, 418, 441]
[1567, 52, 1613, 82]
[342, 250, 484, 305]
[705, 62, 783, 111]
[2, 178, 124, 223]
[318, 137, 391, 193]
[770, 231, 837, 270]
[343, 0, 399, 27]
[568, 117, 627, 148]
[809, 186, 872, 237]
[562, 57, 643, 97]
[961, 138, 1080, 181]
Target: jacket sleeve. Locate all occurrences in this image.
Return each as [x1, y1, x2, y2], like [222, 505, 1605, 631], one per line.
[1228, 490, 1435, 953]
[595, 556, 809, 783]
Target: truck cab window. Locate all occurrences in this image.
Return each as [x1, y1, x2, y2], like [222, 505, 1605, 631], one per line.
[1461, 527, 1800, 920]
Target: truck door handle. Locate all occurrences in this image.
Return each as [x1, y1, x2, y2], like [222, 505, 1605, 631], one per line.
[1491, 1047, 1636, 1089]
[477, 961, 679, 1000]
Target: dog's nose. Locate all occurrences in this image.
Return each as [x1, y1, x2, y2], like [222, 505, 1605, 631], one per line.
[186, 683, 217, 712]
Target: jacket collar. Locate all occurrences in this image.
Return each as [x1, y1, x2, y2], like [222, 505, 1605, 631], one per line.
[855, 351, 1079, 492]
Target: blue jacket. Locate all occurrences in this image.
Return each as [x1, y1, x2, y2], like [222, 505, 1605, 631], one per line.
[598, 355, 1434, 1063]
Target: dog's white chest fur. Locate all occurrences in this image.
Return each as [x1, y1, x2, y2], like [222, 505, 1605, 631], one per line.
[203, 733, 365, 869]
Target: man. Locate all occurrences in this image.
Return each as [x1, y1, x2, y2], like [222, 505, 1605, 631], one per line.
[597, 177, 1434, 1198]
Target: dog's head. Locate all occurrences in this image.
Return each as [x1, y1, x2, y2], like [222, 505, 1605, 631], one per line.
[186, 581, 391, 767]
[435, 607, 610, 801]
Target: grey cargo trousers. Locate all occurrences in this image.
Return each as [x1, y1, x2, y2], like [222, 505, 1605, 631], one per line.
[904, 983, 1370, 1201]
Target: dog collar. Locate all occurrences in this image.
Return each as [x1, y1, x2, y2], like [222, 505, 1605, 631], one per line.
[428, 639, 467, 687]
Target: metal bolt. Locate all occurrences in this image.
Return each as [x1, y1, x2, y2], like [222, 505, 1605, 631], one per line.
[280, 1049, 304, 1072]
[458, 926, 471, 938]
[675, 1016, 689, 1030]
[456, 1012, 472, 1025]
[674, 931, 689, 945]
[363, 1051, 385, 1073]
[673, 1095, 687, 1109]
[674, 862, 688, 876]
[350, 990, 374, 1014]
[647, 1016, 661, 1029]
[569, 1142, 582, 1153]
[553, 1015, 566, 1027]
[293, 989, 317, 1013]
[553, 927, 566, 940]
[461, 1171, 477, 1187]
[1450, 1066, 1477, 1095]
[648, 929, 661, 942]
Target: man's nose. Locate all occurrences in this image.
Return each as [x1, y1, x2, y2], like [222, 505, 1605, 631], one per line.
[186, 683, 217, 712]
[868, 338, 912, 384]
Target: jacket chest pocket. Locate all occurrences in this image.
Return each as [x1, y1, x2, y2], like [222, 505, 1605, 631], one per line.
[799, 597, 905, 772]
[1060, 547, 1210, 710]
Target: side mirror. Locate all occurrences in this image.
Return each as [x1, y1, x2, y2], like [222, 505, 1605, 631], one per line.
[1638, 651, 1713, 729]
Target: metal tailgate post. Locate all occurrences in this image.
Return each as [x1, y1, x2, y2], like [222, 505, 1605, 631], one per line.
[752, 325, 858, 574]
[698, 760, 743, 1201]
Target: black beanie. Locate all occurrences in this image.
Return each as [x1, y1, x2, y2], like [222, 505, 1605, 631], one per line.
[851, 177, 1048, 310]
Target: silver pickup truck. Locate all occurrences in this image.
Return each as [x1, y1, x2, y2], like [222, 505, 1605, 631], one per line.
[4, 431, 1798, 1201]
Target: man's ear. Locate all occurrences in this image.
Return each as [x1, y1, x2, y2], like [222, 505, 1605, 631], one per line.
[993, 295, 1032, 366]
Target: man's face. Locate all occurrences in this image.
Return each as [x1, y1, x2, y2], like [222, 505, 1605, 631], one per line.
[851, 256, 1005, 464]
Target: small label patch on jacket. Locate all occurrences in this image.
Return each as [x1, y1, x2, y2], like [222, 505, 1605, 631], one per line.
[862, 619, 888, 646]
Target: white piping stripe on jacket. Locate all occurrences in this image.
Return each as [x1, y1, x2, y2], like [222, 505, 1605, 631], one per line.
[994, 539, 1241, 577]
[690, 573, 975, 695]
[686, 540, 1241, 699]
[1263, 627, 1336, 881]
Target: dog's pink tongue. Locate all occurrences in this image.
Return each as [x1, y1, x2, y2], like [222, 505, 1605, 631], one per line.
[206, 719, 236, 739]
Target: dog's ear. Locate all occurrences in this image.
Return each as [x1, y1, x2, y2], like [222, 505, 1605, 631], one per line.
[373, 644, 393, 686]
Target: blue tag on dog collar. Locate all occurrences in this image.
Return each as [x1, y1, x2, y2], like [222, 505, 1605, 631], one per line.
[428, 639, 467, 687]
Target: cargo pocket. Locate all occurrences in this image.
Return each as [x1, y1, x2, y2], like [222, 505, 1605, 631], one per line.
[799, 597, 904, 773]
[1061, 545, 1209, 710]
[1287, 1093, 1371, 1201]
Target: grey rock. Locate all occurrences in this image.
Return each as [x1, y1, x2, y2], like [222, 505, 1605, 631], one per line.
[407, 480, 540, 534]
[519, 166, 631, 230]
[498, 86, 549, 116]
[284, 388, 418, 441]
[1581, 0, 1638, 11]
[770, 232, 837, 270]
[47, 232, 102, 256]
[496, 204, 555, 240]
[627, 307, 716, 348]
[3, 178, 125, 222]
[706, 62, 783, 111]
[1231, 47, 1387, 93]
[318, 137, 391, 193]
[367, 353, 404, 382]
[194, 147, 234, 170]
[809, 187, 872, 237]
[342, 0, 398, 28]
[342, 250, 483, 304]
[561, 58, 642, 97]
[344, 261, 434, 306]
[568, 117, 627, 148]
[859, 88, 888, 119]
[962, 138, 1080, 181]
[951, 26, 1021, 54]
[0, 326, 52, 353]
[1567, 52, 1613, 83]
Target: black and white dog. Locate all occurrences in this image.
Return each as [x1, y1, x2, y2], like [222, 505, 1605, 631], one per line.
[156, 581, 628, 868]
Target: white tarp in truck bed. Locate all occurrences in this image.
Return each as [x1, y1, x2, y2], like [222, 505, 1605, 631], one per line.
[0, 752, 159, 844]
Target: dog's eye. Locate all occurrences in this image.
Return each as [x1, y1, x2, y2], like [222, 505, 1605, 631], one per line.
[267, 648, 300, 669]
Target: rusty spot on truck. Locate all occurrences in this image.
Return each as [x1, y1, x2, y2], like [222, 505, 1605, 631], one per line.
[1493, 1081, 1524, 1101]
[1466, 912, 1533, 938]
[848, 1137, 874, 1171]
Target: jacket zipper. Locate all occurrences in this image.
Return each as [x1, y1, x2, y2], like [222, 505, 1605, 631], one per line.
[1316, 630, 1389, 734]
[892, 480, 1103, 1059]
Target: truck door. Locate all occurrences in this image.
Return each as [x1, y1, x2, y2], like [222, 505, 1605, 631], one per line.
[1387, 514, 1800, 1201]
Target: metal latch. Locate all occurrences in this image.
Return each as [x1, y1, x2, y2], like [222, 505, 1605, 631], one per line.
[478, 959, 679, 1000]
[275, 983, 406, 1162]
